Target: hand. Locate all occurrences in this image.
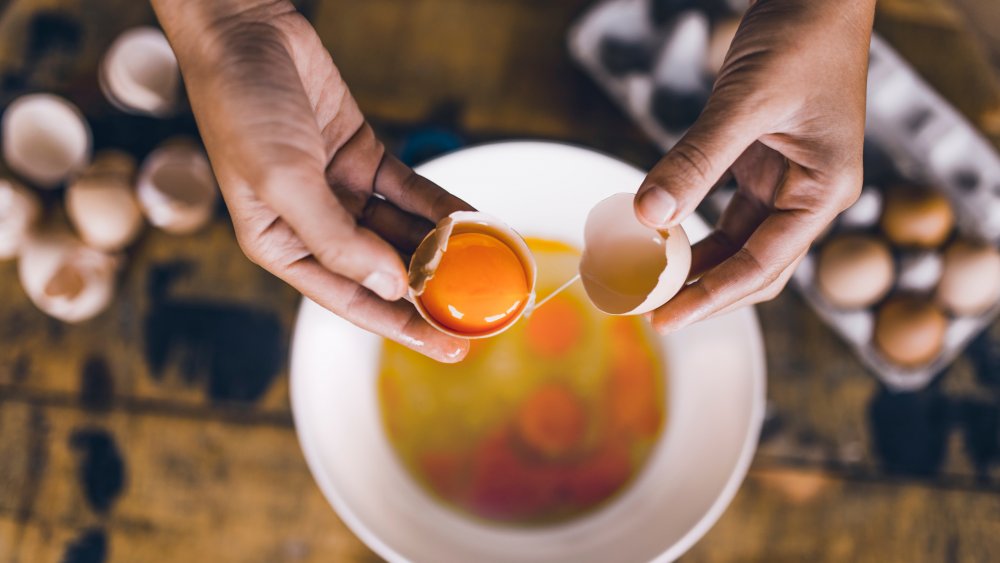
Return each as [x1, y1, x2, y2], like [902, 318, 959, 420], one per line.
[634, 0, 876, 333]
[152, 0, 472, 362]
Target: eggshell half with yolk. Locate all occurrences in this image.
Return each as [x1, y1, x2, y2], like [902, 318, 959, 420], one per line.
[408, 211, 537, 339]
[579, 192, 692, 315]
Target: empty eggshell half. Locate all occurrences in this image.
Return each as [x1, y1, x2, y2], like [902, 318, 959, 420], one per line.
[137, 140, 218, 234]
[2, 94, 92, 188]
[100, 27, 181, 116]
[0, 178, 41, 260]
[408, 211, 537, 339]
[579, 192, 692, 315]
[66, 151, 144, 251]
[18, 230, 118, 323]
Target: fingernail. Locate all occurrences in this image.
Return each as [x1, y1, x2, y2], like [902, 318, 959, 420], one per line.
[636, 189, 677, 227]
[363, 271, 404, 301]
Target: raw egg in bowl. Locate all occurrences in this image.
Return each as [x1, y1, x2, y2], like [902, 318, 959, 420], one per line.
[291, 142, 766, 563]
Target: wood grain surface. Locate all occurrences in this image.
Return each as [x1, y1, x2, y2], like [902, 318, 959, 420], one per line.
[1, 0, 1000, 561]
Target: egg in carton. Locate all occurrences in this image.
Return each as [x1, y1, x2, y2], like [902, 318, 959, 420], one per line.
[568, 0, 1000, 390]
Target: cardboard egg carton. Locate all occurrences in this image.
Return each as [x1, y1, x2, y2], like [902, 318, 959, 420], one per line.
[568, 0, 1000, 390]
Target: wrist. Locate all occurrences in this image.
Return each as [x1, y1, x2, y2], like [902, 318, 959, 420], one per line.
[150, 0, 292, 71]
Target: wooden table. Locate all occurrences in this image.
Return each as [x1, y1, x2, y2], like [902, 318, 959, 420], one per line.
[2, 0, 1000, 561]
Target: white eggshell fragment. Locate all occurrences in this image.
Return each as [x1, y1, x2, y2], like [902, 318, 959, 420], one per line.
[100, 27, 181, 116]
[408, 211, 537, 339]
[17, 231, 118, 323]
[652, 10, 710, 92]
[580, 192, 692, 315]
[137, 141, 218, 234]
[936, 240, 1000, 316]
[0, 178, 41, 260]
[2, 94, 91, 188]
[66, 151, 144, 251]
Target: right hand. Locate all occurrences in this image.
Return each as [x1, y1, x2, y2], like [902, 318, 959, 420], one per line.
[152, 0, 472, 362]
[634, 0, 875, 333]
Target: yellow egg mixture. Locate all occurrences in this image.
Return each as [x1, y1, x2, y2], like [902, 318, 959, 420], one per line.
[379, 239, 667, 525]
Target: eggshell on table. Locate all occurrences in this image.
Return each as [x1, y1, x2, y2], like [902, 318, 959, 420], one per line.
[136, 140, 218, 234]
[0, 178, 41, 260]
[579, 192, 691, 316]
[935, 240, 1000, 316]
[66, 151, 144, 251]
[1, 94, 91, 188]
[17, 230, 118, 323]
[100, 27, 181, 117]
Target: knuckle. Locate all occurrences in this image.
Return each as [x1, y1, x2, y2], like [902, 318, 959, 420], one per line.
[314, 236, 351, 270]
[235, 232, 268, 267]
[666, 140, 715, 185]
[833, 176, 863, 213]
[732, 247, 778, 292]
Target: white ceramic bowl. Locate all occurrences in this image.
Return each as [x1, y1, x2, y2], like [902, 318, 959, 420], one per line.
[291, 142, 766, 563]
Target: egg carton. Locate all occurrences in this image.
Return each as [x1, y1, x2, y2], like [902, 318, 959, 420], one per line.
[568, 0, 1000, 390]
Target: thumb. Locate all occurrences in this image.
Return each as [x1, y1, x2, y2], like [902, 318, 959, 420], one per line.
[634, 99, 763, 229]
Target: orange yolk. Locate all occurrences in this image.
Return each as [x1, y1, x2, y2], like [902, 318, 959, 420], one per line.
[420, 232, 530, 334]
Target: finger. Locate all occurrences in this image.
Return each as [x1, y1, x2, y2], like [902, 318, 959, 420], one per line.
[279, 255, 470, 363]
[360, 197, 435, 255]
[652, 206, 827, 333]
[714, 251, 806, 317]
[689, 189, 770, 278]
[374, 153, 474, 221]
[634, 97, 768, 229]
[258, 164, 408, 302]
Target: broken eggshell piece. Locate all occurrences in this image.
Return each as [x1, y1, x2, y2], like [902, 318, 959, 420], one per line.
[100, 27, 181, 117]
[2, 94, 92, 188]
[580, 192, 692, 315]
[0, 178, 41, 260]
[137, 140, 218, 234]
[17, 230, 118, 323]
[408, 211, 537, 339]
[66, 150, 144, 251]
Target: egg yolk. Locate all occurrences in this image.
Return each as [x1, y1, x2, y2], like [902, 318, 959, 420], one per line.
[420, 232, 529, 334]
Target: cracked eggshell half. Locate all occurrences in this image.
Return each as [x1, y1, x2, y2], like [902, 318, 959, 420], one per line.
[66, 150, 144, 251]
[100, 26, 181, 116]
[0, 178, 41, 260]
[580, 192, 692, 315]
[2, 94, 91, 188]
[408, 211, 537, 339]
[137, 140, 218, 234]
[17, 230, 118, 323]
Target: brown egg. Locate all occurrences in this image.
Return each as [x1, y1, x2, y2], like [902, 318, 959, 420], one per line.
[935, 240, 1000, 316]
[66, 151, 144, 251]
[874, 296, 948, 367]
[880, 186, 954, 248]
[816, 234, 894, 309]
